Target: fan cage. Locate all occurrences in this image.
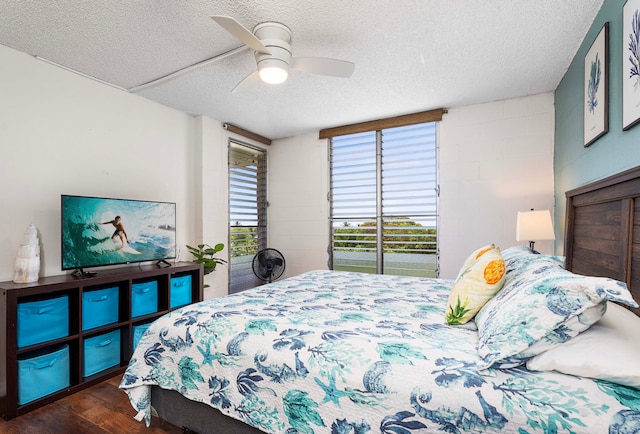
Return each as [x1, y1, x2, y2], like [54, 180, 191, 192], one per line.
[252, 248, 286, 282]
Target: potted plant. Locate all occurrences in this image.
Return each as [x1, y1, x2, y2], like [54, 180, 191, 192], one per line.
[186, 243, 227, 287]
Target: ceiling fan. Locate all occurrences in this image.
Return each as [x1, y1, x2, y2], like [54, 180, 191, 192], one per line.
[211, 16, 355, 92]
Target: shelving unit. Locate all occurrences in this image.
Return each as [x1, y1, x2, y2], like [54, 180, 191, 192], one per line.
[0, 261, 203, 420]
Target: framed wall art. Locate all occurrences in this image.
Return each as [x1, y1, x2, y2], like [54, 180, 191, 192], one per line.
[584, 22, 609, 147]
[623, 0, 640, 130]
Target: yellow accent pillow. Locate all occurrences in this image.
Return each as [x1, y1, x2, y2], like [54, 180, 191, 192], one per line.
[445, 244, 506, 325]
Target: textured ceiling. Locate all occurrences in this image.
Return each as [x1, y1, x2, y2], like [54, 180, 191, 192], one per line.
[0, 0, 603, 139]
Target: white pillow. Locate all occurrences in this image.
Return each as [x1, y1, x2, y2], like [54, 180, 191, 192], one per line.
[526, 302, 640, 389]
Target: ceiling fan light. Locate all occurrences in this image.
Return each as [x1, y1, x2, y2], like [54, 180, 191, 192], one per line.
[259, 65, 288, 84]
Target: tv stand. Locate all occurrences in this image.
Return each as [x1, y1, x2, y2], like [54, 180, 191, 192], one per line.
[71, 268, 97, 278]
[0, 262, 203, 420]
[155, 259, 172, 268]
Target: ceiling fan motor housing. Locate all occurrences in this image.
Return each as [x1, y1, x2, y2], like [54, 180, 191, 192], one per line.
[253, 22, 292, 80]
[209, 15, 354, 91]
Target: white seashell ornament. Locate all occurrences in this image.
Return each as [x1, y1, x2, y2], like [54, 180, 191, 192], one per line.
[13, 223, 41, 283]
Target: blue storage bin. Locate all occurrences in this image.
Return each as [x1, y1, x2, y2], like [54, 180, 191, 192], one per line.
[170, 275, 192, 308]
[17, 295, 69, 348]
[131, 280, 158, 318]
[83, 329, 121, 377]
[132, 323, 152, 349]
[18, 345, 70, 405]
[82, 286, 119, 331]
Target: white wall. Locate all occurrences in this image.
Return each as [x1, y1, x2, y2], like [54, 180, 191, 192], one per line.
[438, 93, 555, 278]
[0, 42, 325, 295]
[197, 123, 272, 298]
[0, 43, 556, 290]
[0, 45, 198, 282]
[195, 116, 231, 298]
[266, 94, 556, 281]
[268, 133, 330, 278]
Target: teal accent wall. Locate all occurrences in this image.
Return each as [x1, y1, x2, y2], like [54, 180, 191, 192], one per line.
[555, 0, 640, 253]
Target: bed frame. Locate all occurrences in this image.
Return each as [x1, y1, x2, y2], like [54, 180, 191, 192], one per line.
[148, 165, 640, 433]
[150, 386, 263, 433]
[564, 164, 640, 315]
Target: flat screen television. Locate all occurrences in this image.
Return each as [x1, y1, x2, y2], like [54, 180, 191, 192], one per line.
[61, 195, 176, 274]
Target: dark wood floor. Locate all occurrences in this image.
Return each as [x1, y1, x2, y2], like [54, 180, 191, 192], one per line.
[0, 375, 183, 434]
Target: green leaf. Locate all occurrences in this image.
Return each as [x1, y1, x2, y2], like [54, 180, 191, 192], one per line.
[445, 296, 470, 325]
[283, 390, 325, 433]
[178, 356, 205, 390]
[245, 319, 278, 335]
[186, 243, 226, 276]
[377, 342, 427, 365]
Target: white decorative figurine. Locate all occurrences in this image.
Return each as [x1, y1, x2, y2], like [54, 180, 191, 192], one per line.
[13, 223, 40, 283]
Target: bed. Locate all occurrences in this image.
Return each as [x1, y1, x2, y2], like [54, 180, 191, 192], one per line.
[120, 166, 640, 433]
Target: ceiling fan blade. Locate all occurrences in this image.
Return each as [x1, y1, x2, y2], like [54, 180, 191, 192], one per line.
[231, 70, 261, 93]
[211, 16, 271, 54]
[292, 57, 355, 78]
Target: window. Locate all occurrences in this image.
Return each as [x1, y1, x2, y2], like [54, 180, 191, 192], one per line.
[330, 122, 438, 277]
[229, 141, 267, 293]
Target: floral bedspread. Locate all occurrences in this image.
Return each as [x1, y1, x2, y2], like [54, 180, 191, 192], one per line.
[120, 270, 640, 433]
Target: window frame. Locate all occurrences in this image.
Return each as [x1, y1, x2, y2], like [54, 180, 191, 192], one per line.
[328, 118, 440, 277]
[228, 139, 268, 293]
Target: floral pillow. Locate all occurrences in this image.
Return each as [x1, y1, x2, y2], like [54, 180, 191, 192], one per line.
[474, 252, 638, 371]
[501, 245, 565, 269]
[445, 244, 506, 325]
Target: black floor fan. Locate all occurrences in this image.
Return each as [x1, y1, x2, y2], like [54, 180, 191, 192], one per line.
[252, 248, 286, 283]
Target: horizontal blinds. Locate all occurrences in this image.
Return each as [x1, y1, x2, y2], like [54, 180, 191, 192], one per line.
[381, 123, 437, 218]
[331, 131, 377, 220]
[229, 142, 267, 292]
[330, 122, 438, 277]
[382, 123, 438, 274]
[229, 143, 267, 228]
[331, 131, 377, 273]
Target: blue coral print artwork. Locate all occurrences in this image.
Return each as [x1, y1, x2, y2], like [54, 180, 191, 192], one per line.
[587, 53, 601, 113]
[121, 270, 640, 433]
[584, 22, 608, 145]
[624, 1, 640, 129]
[629, 9, 640, 88]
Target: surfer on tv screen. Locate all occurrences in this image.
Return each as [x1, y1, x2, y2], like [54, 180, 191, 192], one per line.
[100, 216, 130, 248]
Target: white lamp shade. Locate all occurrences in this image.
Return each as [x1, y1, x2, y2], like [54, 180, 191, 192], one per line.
[516, 210, 555, 242]
[258, 64, 288, 84]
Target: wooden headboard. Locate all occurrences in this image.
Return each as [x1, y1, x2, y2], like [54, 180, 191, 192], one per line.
[565, 165, 640, 314]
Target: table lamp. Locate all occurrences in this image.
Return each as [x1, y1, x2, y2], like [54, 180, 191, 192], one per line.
[516, 209, 555, 251]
